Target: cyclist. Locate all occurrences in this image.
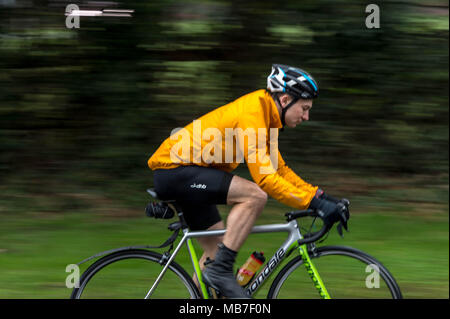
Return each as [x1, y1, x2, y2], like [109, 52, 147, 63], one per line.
[148, 64, 349, 298]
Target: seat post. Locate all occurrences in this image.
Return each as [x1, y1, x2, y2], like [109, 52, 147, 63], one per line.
[171, 202, 189, 230]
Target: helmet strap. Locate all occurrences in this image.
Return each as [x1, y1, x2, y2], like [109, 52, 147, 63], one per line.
[280, 97, 299, 130]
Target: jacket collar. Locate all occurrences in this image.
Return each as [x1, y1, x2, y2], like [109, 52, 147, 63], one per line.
[264, 90, 283, 129]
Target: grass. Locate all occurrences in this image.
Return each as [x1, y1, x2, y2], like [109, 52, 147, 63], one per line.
[0, 197, 448, 299]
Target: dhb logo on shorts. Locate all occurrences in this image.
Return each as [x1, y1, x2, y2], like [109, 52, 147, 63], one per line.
[190, 183, 207, 189]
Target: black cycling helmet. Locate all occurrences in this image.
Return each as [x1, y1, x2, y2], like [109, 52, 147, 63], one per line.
[267, 64, 319, 99]
[267, 64, 319, 127]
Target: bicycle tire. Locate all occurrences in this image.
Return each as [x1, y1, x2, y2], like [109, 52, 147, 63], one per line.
[267, 245, 402, 299]
[71, 249, 201, 299]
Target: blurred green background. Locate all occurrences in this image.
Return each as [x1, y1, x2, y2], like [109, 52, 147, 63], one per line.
[0, 0, 448, 298]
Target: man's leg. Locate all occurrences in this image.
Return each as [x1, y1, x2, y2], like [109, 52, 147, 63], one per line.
[154, 166, 266, 297]
[197, 221, 225, 268]
[223, 175, 268, 250]
[192, 221, 224, 288]
[195, 175, 266, 264]
[202, 175, 267, 298]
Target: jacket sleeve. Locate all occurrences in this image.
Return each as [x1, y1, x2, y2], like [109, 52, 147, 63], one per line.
[237, 113, 318, 210]
[277, 151, 317, 192]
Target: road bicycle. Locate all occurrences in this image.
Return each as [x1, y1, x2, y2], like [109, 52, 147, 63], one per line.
[70, 189, 402, 299]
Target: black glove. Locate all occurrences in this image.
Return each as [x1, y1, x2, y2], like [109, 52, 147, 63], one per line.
[309, 189, 350, 230]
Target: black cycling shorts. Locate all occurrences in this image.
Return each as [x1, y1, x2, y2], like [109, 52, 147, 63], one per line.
[153, 165, 234, 230]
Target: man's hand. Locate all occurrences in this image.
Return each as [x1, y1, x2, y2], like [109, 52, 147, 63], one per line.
[308, 189, 350, 229]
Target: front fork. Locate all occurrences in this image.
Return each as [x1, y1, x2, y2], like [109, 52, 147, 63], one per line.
[298, 244, 331, 299]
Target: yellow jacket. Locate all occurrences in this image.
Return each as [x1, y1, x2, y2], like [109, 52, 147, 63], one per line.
[148, 89, 318, 209]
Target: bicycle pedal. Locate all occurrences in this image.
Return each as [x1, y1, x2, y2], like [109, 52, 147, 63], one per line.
[205, 282, 224, 299]
[209, 287, 218, 299]
[209, 287, 225, 299]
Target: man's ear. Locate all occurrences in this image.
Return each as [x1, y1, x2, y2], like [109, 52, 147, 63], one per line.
[280, 94, 291, 108]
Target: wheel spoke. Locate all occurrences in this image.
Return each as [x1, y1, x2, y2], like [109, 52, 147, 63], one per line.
[268, 246, 402, 299]
[71, 250, 200, 299]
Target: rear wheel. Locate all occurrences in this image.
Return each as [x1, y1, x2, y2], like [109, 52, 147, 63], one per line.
[268, 246, 402, 299]
[71, 249, 201, 299]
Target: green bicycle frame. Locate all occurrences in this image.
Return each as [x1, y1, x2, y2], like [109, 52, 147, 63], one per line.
[297, 244, 330, 299]
[186, 238, 209, 298]
[179, 220, 330, 299]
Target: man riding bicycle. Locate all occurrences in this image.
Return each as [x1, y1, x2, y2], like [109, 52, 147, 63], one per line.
[148, 64, 349, 298]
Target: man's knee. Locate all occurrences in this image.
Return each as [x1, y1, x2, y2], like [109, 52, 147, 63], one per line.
[227, 176, 268, 207]
[245, 184, 267, 213]
[252, 185, 268, 204]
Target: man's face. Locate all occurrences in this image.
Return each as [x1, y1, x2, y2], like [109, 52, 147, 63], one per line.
[281, 96, 313, 128]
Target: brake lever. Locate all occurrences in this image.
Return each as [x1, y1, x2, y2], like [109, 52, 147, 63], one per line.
[336, 204, 349, 238]
[337, 222, 344, 238]
[341, 198, 350, 207]
[337, 201, 350, 231]
[332, 198, 350, 238]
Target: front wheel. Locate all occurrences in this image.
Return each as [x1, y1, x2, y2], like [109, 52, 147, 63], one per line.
[268, 246, 402, 299]
[71, 249, 201, 299]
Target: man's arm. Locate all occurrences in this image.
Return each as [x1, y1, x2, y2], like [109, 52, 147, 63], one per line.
[237, 117, 349, 228]
[276, 151, 314, 190]
[276, 151, 350, 228]
[236, 115, 318, 209]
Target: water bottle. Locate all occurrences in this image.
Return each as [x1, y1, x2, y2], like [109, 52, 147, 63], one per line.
[236, 251, 265, 286]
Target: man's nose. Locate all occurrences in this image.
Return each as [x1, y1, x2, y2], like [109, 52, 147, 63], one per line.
[302, 110, 309, 121]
